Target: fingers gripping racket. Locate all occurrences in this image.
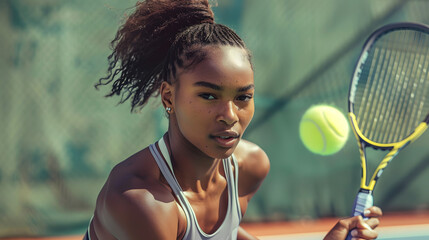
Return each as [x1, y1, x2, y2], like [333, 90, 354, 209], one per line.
[346, 22, 429, 239]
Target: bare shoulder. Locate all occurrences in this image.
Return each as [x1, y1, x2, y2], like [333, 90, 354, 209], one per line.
[233, 139, 270, 198]
[234, 139, 270, 178]
[95, 147, 180, 240]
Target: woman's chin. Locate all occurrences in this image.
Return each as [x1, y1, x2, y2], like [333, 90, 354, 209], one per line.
[210, 146, 236, 159]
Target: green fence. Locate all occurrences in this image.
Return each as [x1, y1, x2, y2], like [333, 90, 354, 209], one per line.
[1, 0, 428, 237]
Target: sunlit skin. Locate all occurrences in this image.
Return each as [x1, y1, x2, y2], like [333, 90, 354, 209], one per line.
[162, 45, 255, 179]
[160, 45, 260, 236]
[88, 45, 270, 240]
[88, 44, 382, 240]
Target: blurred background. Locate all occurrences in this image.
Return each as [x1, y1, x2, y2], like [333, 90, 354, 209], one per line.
[1, 0, 429, 237]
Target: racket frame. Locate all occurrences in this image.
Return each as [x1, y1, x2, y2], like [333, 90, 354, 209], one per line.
[348, 22, 429, 191]
[345, 21, 429, 240]
[349, 113, 428, 191]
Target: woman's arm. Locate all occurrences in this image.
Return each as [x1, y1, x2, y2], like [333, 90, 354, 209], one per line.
[103, 188, 179, 240]
[235, 140, 271, 240]
[236, 140, 271, 203]
[97, 163, 181, 240]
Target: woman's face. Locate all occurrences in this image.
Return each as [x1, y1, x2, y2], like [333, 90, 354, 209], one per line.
[172, 45, 254, 159]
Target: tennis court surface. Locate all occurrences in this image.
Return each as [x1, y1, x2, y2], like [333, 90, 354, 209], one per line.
[2, 211, 428, 240]
[241, 211, 429, 240]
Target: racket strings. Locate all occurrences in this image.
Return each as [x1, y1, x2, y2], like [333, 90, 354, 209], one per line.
[381, 30, 427, 143]
[354, 29, 429, 144]
[357, 30, 406, 142]
[400, 35, 429, 137]
[371, 39, 399, 142]
[377, 45, 402, 142]
[384, 30, 427, 141]
[387, 31, 419, 143]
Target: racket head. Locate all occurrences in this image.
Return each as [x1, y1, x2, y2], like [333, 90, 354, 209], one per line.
[349, 22, 429, 148]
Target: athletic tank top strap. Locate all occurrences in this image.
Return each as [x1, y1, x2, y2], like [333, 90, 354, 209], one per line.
[150, 136, 241, 240]
[223, 152, 242, 224]
[149, 140, 192, 238]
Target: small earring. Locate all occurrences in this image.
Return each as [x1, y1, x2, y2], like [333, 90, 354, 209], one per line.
[166, 107, 171, 113]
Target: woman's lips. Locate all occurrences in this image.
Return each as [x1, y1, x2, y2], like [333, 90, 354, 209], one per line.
[211, 133, 239, 148]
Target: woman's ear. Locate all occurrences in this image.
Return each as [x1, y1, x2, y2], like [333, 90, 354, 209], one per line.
[160, 81, 174, 114]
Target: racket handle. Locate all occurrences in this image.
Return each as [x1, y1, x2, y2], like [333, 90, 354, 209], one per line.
[351, 189, 373, 218]
[345, 189, 373, 240]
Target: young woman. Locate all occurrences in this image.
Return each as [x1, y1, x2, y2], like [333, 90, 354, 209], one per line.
[86, 0, 382, 239]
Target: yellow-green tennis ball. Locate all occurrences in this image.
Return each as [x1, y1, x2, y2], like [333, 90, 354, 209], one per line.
[299, 105, 349, 156]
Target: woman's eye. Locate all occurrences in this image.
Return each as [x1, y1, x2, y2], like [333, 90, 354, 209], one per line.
[199, 93, 216, 100]
[237, 94, 253, 102]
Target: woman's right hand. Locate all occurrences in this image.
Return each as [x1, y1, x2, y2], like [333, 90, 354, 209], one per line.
[323, 206, 382, 240]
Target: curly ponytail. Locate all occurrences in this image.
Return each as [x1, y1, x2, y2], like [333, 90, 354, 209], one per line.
[96, 0, 251, 111]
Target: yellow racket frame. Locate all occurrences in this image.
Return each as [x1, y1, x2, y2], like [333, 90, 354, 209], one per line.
[349, 112, 428, 191]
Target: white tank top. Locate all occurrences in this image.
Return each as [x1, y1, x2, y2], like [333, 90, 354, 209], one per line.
[149, 137, 242, 240]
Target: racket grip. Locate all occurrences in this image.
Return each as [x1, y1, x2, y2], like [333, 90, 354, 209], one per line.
[350, 189, 373, 218]
[345, 189, 373, 240]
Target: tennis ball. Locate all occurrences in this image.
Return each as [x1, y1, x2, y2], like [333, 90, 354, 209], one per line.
[299, 105, 349, 156]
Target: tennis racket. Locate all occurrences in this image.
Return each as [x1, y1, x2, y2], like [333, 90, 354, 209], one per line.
[346, 22, 429, 240]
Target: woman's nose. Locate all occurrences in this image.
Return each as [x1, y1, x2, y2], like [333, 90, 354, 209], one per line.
[217, 101, 239, 126]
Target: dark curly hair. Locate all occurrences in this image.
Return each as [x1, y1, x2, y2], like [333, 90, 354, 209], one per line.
[96, 0, 252, 111]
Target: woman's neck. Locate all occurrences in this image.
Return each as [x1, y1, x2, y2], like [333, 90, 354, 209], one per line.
[164, 130, 225, 193]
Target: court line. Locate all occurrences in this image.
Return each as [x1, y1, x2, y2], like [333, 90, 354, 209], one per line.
[258, 224, 429, 240]
[377, 224, 429, 238]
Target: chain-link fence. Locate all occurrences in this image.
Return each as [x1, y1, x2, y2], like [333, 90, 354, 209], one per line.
[1, 0, 429, 237]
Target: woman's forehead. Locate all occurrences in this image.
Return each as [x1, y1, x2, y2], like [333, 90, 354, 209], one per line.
[177, 45, 253, 86]
[204, 45, 248, 64]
